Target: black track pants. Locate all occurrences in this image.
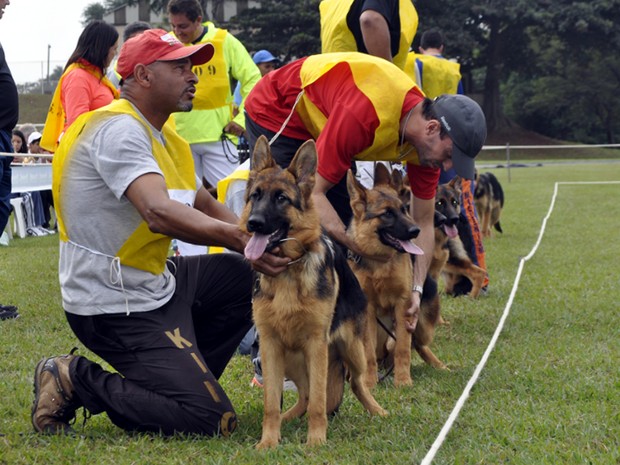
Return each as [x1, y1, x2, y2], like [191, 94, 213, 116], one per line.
[65, 253, 254, 436]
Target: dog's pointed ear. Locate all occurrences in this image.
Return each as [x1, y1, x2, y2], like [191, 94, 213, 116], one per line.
[373, 163, 391, 187]
[346, 169, 367, 217]
[288, 139, 317, 195]
[251, 135, 276, 172]
[390, 168, 404, 191]
[449, 175, 462, 193]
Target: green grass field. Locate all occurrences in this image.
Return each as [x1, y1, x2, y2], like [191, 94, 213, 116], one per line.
[1, 161, 619, 464]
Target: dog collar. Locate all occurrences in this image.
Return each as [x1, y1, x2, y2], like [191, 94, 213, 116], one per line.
[346, 249, 362, 265]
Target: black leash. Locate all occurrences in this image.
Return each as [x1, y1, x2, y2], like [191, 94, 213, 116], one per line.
[375, 317, 397, 383]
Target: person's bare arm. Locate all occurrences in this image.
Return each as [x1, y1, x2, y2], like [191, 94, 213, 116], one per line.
[125, 173, 289, 275]
[311, 173, 362, 253]
[359, 10, 393, 62]
[193, 185, 239, 225]
[405, 194, 435, 332]
[311, 172, 387, 261]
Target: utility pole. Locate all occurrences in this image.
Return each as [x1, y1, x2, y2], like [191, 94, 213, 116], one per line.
[46, 44, 51, 93]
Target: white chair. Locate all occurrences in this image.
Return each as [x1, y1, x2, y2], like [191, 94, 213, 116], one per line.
[9, 197, 27, 239]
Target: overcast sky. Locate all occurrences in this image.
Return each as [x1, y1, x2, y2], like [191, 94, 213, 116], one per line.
[0, 0, 87, 84]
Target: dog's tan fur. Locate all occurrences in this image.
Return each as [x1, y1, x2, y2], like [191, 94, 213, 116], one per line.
[240, 137, 386, 449]
[346, 165, 421, 388]
[474, 171, 504, 238]
[430, 177, 486, 298]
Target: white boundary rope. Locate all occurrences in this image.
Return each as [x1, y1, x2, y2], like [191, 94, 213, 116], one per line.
[419, 180, 620, 465]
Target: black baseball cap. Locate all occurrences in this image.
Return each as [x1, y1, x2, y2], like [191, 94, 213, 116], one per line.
[432, 95, 487, 180]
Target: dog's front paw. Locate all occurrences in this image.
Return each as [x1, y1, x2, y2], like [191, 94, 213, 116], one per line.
[372, 406, 389, 417]
[306, 432, 327, 447]
[393, 375, 413, 387]
[256, 437, 279, 450]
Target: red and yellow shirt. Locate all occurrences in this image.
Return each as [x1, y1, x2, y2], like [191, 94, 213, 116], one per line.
[245, 53, 439, 199]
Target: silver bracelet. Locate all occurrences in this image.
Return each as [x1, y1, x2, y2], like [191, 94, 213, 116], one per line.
[412, 285, 423, 295]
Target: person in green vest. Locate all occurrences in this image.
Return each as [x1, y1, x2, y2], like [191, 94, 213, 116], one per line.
[167, 0, 261, 255]
[167, 0, 260, 189]
[31, 29, 288, 437]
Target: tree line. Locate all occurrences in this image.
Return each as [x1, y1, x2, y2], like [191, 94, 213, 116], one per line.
[84, 0, 620, 144]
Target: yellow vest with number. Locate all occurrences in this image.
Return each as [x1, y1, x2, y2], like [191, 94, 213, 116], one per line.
[53, 99, 196, 274]
[297, 53, 420, 164]
[191, 25, 230, 110]
[320, 0, 418, 70]
[405, 53, 461, 98]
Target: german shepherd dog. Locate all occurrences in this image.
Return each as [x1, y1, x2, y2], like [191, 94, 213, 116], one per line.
[430, 177, 487, 298]
[240, 136, 387, 449]
[346, 164, 447, 388]
[474, 171, 504, 237]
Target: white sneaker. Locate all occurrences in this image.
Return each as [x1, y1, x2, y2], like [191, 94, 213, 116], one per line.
[0, 231, 9, 246]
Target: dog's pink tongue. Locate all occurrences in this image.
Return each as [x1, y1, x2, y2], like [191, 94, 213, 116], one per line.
[443, 224, 459, 238]
[244, 234, 269, 261]
[399, 239, 424, 255]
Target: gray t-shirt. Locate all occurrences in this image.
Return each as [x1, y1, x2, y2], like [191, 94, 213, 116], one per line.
[59, 110, 193, 316]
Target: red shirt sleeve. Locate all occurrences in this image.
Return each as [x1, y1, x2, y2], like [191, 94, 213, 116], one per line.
[406, 162, 440, 199]
[244, 58, 313, 141]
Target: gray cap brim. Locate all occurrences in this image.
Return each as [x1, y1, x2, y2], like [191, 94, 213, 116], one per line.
[451, 143, 476, 180]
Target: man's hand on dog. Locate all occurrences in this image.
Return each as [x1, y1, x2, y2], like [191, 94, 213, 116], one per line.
[247, 248, 291, 276]
[404, 292, 420, 333]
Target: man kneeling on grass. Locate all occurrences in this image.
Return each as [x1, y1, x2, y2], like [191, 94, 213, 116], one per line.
[31, 30, 288, 436]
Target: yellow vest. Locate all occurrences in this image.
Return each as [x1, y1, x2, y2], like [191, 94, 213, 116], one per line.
[191, 26, 230, 110]
[209, 166, 251, 254]
[405, 53, 461, 98]
[53, 99, 196, 274]
[320, 0, 418, 70]
[41, 62, 119, 153]
[297, 53, 420, 164]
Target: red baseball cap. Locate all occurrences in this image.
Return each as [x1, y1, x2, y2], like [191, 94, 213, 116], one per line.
[116, 29, 214, 81]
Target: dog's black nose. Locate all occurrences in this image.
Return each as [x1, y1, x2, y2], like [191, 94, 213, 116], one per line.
[247, 216, 266, 234]
[408, 225, 420, 239]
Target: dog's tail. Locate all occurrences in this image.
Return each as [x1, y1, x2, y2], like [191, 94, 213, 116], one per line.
[494, 221, 503, 233]
[487, 173, 505, 207]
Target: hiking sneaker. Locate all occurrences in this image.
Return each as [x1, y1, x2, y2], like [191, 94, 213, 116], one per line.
[32, 353, 80, 434]
[250, 374, 264, 388]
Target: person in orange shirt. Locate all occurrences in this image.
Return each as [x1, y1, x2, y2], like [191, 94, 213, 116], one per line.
[40, 21, 119, 152]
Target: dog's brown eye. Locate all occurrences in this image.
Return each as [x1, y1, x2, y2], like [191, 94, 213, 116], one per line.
[276, 193, 289, 203]
[249, 189, 261, 200]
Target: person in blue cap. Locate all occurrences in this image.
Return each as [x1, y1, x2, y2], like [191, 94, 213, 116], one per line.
[233, 50, 279, 109]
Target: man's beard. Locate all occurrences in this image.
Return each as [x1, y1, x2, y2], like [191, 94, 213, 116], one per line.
[177, 101, 194, 112]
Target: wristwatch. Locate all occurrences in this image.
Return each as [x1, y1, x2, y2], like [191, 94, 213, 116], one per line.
[412, 285, 423, 295]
